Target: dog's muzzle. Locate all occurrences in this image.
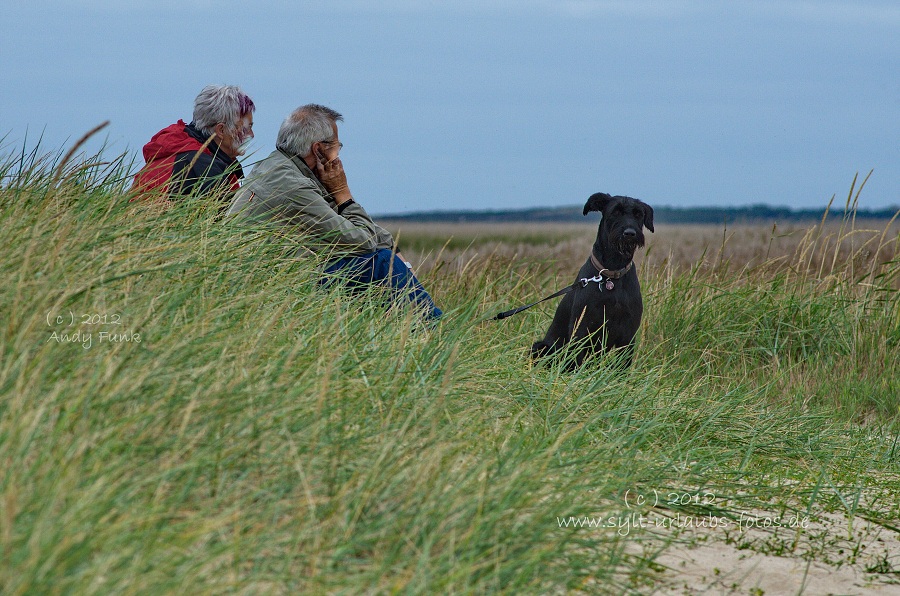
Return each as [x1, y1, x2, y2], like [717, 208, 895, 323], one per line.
[614, 233, 644, 254]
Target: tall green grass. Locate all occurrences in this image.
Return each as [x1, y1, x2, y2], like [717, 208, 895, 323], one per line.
[1, 143, 898, 594]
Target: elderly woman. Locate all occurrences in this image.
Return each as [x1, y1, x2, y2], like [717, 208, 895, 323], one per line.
[133, 84, 255, 200]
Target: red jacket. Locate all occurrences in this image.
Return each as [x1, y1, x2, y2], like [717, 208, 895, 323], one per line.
[133, 120, 243, 198]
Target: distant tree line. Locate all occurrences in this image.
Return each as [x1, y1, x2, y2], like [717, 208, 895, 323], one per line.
[379, 203, 900, 224]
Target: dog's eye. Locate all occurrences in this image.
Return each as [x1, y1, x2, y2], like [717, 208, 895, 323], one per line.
[633, 209, 643, 219]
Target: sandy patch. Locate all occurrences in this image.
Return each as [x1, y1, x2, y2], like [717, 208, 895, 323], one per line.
[649, 509, 900, 595]
[655, 542, 892, 595]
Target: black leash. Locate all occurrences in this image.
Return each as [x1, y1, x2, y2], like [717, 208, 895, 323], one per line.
[492, 282, 579, 320]
[491, 256, 634, 321]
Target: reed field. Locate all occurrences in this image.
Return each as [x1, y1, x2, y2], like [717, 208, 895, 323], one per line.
[1, 140, 899, 594]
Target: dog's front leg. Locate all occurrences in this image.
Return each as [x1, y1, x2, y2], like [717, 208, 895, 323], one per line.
[532, 290, 576, 359]
[566, 304, 598, 369]
[613, 343, 635, 370]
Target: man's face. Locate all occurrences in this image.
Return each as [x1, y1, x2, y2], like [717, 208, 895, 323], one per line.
[314, 122, 342, 164]
[218, 113, 254, 158]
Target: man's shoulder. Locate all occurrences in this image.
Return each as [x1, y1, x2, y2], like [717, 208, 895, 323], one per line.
[249, 150, 317, 187]
[229, 150, 329, 216]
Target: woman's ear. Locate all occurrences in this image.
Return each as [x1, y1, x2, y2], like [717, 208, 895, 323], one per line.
[211, 122, 230, 144]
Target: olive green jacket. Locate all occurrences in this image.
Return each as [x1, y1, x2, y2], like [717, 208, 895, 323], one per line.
[227, 149, 393, 255]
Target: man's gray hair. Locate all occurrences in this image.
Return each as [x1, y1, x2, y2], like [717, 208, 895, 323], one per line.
[193, 84, 255, 136]
[276, 104, 344, 157]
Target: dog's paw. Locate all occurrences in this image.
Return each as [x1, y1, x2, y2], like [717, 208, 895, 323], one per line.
[531, 341, 550, 359]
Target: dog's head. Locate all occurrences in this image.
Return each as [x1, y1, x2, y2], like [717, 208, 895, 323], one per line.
[583, 192, 654, 257]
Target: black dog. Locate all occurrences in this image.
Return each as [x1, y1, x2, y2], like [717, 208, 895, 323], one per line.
[532, 193, 654, 368]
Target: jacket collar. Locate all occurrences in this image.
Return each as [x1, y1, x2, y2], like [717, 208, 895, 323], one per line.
[282, 149, 314, 176]
[185, 121, 243, 179]
[281, 149, 329, 196]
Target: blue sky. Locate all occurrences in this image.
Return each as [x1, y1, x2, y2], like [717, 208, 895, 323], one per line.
[2, 1, 898, 214]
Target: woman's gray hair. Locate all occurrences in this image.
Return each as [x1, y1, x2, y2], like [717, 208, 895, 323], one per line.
[193, 84, 255, 136]
[276, 104, 343, 157]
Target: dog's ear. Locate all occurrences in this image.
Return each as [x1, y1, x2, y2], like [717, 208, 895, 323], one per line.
[640, 201, 654, 233]
[583, 192, 612, 216]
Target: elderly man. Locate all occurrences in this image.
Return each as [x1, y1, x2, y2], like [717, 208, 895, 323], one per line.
[228, 104, 441, 319]
[134, 84, 255, 201]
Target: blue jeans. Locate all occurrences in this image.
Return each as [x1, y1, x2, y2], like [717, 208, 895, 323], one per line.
[321, 248, 443, 319]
